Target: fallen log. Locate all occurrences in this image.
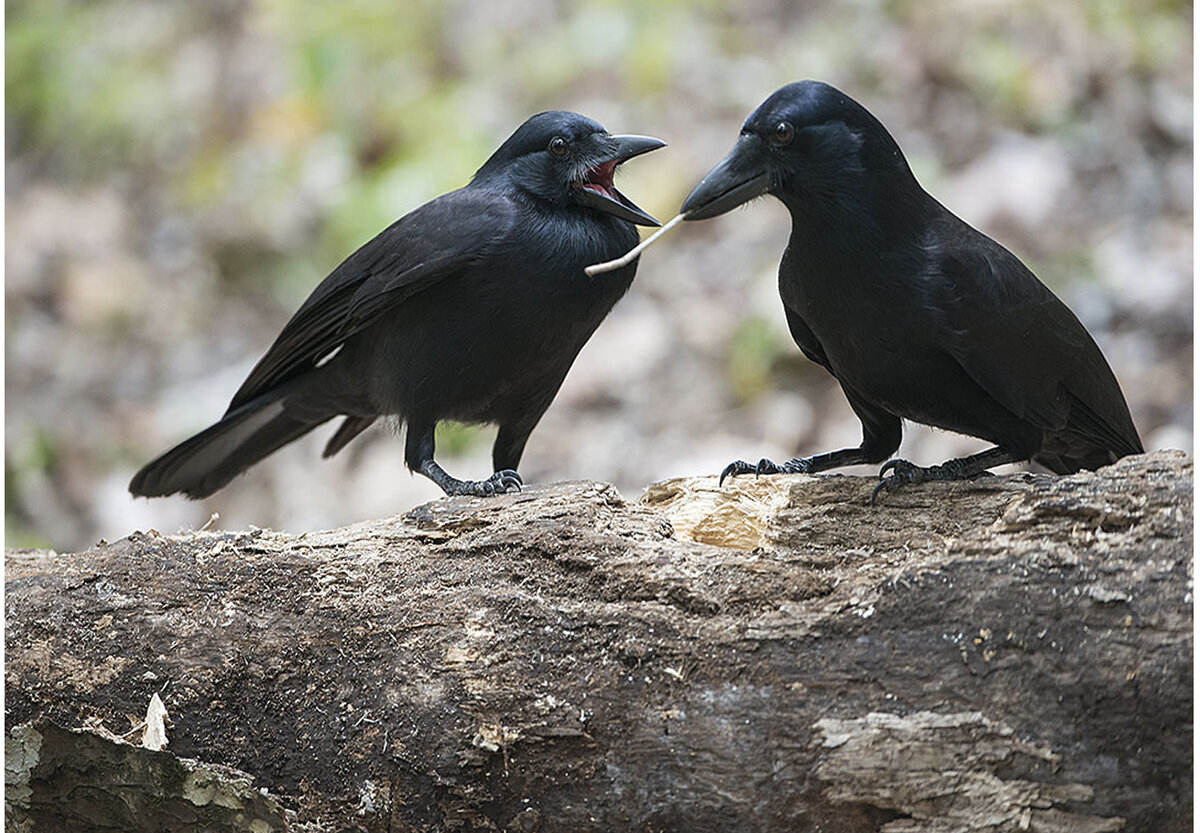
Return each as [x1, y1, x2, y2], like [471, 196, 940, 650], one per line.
[5, 450, 1192, 832]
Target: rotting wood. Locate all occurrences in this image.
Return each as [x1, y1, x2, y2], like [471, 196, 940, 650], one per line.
[6, 451, 1192, 832]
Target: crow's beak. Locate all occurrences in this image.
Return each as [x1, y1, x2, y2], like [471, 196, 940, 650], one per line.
[573, 134, 666, 227]
[680, 135, 771, 221]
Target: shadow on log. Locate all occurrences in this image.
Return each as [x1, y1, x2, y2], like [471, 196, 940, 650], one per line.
[5, 450, 1193, 832]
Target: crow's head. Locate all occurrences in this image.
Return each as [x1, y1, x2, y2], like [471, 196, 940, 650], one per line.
[680, 81, 913, 221]
[475, 111, 664, 226]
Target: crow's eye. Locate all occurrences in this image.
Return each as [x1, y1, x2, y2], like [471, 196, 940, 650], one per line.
[771, 121, 795, 146]
[549, 136, 569, 157]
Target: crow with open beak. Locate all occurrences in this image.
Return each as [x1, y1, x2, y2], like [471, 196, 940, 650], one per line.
[131, 111, 664, 499]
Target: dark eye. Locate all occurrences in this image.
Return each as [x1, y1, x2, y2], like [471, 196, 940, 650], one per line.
[549, 136, 569, 157]
[771, 121, 795, 146]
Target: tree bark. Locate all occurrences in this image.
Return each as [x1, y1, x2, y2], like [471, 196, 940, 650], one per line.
[5, 450, 1192, 833]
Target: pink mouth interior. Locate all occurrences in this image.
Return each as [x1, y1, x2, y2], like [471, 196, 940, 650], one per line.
[580, 159, 619, 199]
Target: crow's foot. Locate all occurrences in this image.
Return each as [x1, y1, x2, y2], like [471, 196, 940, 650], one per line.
[719, 457, 813, 486]
[442, 469, 523, 497]
[870, 459, 929, 503]
[870, 457, 996, 503]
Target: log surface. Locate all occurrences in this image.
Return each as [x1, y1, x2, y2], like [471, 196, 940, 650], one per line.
[5, 451, 1193, 832]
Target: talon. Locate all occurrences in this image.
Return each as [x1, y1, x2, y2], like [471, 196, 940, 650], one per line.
[754, 458, 781, 477]
[496, 469, 523, 492]
[487, 469, 522, 494]
[718, 464, 736, 486]
[870, 478, 892, 504]
[869, 459, 926, 504]
[719, 460, 752, 486]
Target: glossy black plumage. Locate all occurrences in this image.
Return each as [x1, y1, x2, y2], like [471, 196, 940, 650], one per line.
[130, 112, 663, 499]
[681, 81, 1142, 496]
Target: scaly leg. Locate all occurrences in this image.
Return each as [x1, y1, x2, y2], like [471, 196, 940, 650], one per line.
[721, 393, 902, 486]
[406, 419, 522, 497]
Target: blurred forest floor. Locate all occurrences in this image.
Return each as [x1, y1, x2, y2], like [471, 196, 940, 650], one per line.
[6, 0, 1192, 552]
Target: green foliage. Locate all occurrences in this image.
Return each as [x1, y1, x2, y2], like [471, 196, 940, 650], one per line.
[5, 0, 1189, 552]
[435, 421, 486, 458]
[7, 1, 177, 177]
[726, 316, 783, 404]
[4, 430, 58, 550]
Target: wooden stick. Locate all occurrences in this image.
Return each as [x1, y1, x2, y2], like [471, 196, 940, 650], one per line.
[584, 212, 686, 276]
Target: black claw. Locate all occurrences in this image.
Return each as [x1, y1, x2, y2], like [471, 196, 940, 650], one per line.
[870, 459, 924, 504]
[719, 460, 754, 486]
[441, 469, 524, 497]
[870, 478, 891, 505]
[722, 456, 816, 486]
[754, 458, 782, 477]
[494, 469, 523, 492]
[487, 469, 522, 494]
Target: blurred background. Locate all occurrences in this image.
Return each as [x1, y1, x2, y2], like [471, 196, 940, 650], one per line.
[6, 0, 1192, 552]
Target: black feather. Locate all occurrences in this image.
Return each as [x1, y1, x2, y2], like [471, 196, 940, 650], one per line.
[682, 81, 1141, 492]
[131, 112, 663, 499]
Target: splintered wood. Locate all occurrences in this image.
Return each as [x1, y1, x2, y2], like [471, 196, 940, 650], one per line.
[585, 212, 686, 275]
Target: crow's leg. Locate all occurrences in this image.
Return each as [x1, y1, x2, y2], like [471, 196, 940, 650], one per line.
[721, 394, 901, 486]
[492, 420, 537, 479]
[406, 419, 522, 497]
[871, 446, 1023, 503]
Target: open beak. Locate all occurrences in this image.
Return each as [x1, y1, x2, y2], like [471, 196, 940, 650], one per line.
[680, 135, 771, 221]
[573, 134, 666, 226]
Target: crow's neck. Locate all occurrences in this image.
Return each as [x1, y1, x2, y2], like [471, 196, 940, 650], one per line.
[778, 179, 937, 313]
[781, 176, 929, 264]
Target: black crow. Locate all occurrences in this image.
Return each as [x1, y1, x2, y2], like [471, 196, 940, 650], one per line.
[130, 112, 663, 499]
[680, 81, 1142, 498]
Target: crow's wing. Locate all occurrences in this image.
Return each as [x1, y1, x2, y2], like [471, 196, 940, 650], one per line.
[929, 213, 1142, 457]
[227, 187, 516, 412]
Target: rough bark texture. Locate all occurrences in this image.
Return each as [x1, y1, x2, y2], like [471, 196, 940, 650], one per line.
[5, 721, 287, 833]
[5, 450, 1192, 833]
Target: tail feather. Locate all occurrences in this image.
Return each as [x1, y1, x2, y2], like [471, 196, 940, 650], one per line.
[323, 415, 377, 458]
[1034, 388, 1144, 475]
[129, 393, 334, 499]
